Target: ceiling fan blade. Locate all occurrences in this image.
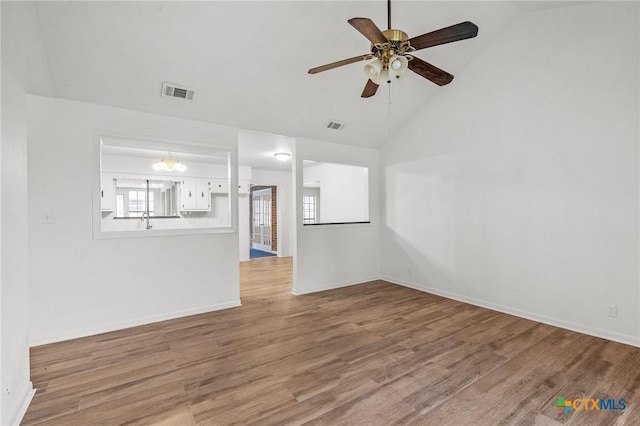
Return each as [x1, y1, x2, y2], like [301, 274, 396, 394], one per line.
[361, 79, 379, 98]
[308, 54, 374, 74]
[348, 17, 389, 45]
[408, 57, 454, 86]
[409, 21, 478, 51]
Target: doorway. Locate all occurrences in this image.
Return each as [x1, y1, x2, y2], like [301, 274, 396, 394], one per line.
[250, 186, 277, 258]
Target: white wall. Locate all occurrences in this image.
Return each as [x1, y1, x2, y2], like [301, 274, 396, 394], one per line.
[1, 2, 47, 423]
[239, 194, 250, 261]
[293, 139, 380, 294]
[381, 2, 640, 346]
[27, 95, 241, 345]
[251, 169, 293, 257]
[238, 166, 252, 261]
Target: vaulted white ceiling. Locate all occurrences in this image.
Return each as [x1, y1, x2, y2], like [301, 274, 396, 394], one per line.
[31, 1, 589, 151]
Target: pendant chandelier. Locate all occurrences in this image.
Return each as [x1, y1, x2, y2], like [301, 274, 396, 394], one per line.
[152, 153, 186, 172]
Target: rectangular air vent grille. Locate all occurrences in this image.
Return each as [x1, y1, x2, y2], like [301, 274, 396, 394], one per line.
[326, 120, 345, 131]
[161, 82, 195, 100]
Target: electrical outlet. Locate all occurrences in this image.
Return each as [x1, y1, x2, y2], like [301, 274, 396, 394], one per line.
[4, 375, 11, 396]
[607, 304, 617, 318]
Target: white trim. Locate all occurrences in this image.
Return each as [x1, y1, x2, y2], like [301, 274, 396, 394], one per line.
[6, 383, 35, 426]
[300, 222, 373, 231]
[29, 300, 241, 347]
[94, 226, 236, 239]
[383, 275, 640, 348]
[251, 188, 274, 252]
[292, 276, 380, 296]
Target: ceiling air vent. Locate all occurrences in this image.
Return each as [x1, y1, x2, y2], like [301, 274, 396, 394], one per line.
[326, 120, 345, 131]
[161, 82, 195, 100]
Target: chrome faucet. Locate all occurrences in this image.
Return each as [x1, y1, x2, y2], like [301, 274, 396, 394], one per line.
[141, 180, 153, 230]
[140, 212, 152, 229]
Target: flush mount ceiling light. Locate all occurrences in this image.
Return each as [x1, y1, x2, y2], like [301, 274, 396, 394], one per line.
[152, 154, 187, 172]
[274, 152, 292, 162]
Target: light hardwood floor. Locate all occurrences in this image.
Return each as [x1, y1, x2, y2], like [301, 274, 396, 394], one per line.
[24, 257, 640, 425]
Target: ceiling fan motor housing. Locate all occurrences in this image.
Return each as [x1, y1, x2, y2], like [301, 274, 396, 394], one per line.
[382, 29, 409, 42]
[366, 29, 411, 84]
[372, 29, 413, 67]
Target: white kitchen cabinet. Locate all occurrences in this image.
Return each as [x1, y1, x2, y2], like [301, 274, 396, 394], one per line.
[238, 180, 250, 194]
[195, 180, 212, 210]
[180, 178, 212, 212]
[210, 179, 229, 194]
[101, 174, 115, 212]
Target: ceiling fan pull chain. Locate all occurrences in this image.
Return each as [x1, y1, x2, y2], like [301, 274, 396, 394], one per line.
[388, 82, 392, 139]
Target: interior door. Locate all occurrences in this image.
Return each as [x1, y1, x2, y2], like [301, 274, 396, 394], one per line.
[252, 188, 272, 252]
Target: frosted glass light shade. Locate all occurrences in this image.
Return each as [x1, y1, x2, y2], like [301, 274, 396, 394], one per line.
[364, 59, 383, 82]
[388, 55, 408, 81]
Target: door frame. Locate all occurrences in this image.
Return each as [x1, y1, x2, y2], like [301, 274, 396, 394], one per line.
[250, 186, 277, 254]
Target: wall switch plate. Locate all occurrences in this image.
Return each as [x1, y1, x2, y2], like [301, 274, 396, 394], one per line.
[607, 305, 617, 318]
[407, 267, 412, 276]
[43, 209, 54, 224]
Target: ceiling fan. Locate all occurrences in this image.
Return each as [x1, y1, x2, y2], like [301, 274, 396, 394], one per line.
[308, 0, 479, 98]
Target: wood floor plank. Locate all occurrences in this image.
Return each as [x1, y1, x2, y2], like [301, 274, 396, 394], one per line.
[23, 256, 640, 425]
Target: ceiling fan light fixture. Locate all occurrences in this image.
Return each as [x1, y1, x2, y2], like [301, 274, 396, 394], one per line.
[366, 63, 388, 85]
[390, 55, 406, 71]
[388, 54, 408, 81]
[365, 55, 408, 85]
[364, 59, 383, 81]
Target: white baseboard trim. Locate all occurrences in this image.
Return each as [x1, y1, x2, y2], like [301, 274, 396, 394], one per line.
[6, 383, 35, 426]
[30, 300, 242, 347]
[292, 276, 380, 296]
[382, 275, 640, 348]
